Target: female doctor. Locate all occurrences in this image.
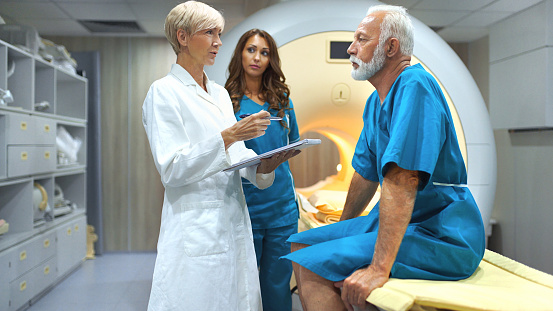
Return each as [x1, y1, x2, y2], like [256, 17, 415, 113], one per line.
[142, 2, 299, 310]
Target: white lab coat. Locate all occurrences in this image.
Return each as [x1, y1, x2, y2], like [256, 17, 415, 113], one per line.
[142, 64, 274, 311]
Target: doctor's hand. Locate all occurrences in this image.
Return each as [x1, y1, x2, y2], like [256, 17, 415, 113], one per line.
[256, 149, 300, 174]
[334, 265, 389, 311]
[222, 111, 271, 149]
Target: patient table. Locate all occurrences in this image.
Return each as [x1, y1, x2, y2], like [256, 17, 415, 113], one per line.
[367, 249, 553, 311]
[297, 192, 553, 311]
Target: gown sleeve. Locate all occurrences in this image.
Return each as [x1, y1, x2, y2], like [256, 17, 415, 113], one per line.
[380, 77, 445, 189]
[352, 97, 379, 182]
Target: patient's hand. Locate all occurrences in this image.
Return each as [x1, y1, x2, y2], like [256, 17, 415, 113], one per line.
[334, 265, 389, 311]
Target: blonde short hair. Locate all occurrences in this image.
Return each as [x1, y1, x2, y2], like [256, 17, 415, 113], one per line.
[164, 1, 224, 55]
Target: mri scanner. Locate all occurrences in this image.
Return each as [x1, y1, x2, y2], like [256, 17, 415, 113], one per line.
[206, 0, 496, 238]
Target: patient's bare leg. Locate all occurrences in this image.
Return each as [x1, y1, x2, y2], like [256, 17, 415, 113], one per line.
[291, 242, 346, 311]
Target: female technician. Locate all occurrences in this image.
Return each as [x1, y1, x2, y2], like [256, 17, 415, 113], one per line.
[226, 29, 300, 311]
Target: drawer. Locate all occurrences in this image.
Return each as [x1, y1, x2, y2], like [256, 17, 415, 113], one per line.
[34, 117, 56, 145]
[33, 256, 57, 297]
[7, 145, 56, 177]
[5, 113, 35, 145]
[37, 231, 57, 261]
[7, 145, 33, 178]
[0, 247, 11, 279]
[9, 269, 34, 311]
[9, 242, 37, 281]
[33, 145, 56, 175]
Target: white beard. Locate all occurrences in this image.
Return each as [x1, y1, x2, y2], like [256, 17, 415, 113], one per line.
[350, 42, 385, 81]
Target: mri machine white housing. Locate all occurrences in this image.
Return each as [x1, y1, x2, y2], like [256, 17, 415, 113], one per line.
[206, 0, 497, 238]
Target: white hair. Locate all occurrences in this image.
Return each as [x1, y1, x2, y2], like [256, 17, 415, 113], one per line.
[367, 5, 414, 56]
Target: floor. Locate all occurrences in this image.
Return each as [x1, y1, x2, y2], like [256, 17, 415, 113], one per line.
[25, 252, 304, 311]
[25, 252, 156, 311]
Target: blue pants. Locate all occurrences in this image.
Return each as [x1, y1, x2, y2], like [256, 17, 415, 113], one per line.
[252, 223, 297, 311]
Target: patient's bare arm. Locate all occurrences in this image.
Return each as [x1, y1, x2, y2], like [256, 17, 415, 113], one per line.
[339, 163, 418, 310]
[340, 171, 379, 221]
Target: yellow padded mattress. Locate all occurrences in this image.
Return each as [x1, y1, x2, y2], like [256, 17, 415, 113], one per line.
[367, 249, 553, 311]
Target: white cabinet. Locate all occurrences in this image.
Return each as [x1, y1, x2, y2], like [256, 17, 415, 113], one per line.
[0, 252, 10, 311]
[0, 39, 88, 310]
[56, 216, 86, 277]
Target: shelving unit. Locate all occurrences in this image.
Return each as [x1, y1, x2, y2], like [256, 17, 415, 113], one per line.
[0, 39, 87, 311]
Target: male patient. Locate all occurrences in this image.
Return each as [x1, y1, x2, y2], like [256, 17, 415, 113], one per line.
[283, 5, 485, 311]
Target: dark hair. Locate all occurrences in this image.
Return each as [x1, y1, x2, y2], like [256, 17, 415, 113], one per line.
[225, 29, 291, 128]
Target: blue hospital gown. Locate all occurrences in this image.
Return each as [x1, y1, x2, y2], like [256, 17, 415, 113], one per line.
[284, 64, 485, 281]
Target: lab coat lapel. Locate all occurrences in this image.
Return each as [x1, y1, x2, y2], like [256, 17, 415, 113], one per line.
[196, 81, 216, 106]
[195, 75, 226, 117]
[169, 64, 219, 106]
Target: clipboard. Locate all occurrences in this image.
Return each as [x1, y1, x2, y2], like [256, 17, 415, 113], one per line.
[223, 139, 321, 172]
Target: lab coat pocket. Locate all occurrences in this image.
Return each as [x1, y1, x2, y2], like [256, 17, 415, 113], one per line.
[181, 200, 229, 257]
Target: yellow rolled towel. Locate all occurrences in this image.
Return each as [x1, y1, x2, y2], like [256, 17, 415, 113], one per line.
[308, 190, 377, 224]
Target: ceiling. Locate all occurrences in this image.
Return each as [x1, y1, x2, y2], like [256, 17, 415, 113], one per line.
[0, 0, 544, 43]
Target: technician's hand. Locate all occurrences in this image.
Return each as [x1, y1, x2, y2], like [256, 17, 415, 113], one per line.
[222, 111, 271, 149]
[256, 149, 300, 174]
[334, 265, 389, 311]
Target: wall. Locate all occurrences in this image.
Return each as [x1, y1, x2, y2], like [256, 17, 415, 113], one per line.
[450, 36, 489, 108]
[450, 8, 553, 273]
[489, 0, 553, 129]
[490, 129, 553, 274]
[44, 36, 171, 252]
[488, 1, 553, 274]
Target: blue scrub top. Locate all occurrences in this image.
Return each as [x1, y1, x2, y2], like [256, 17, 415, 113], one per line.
[235, 96, 300, 229]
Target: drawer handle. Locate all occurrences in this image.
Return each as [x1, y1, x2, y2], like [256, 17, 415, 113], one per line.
[74, 225, 79, 232]
[21, 151, 28, 161]
[67, 228, 72, 236]
[44, 124, 50, 132]
[44, 265, 50, 275]
[19, 250, 27, 261]
[44, 151, 50, 159]
[20, 121, 27, 130]
[44, 239, 50, 248]
[20, 281, 27, 291]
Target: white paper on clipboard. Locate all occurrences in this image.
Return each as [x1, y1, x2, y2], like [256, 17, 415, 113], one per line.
[223, 139, 321, 172]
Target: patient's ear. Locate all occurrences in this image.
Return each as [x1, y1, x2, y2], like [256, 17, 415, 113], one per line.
[386, 38, 400, 57]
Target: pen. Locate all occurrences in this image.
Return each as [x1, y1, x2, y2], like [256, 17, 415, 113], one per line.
[239, 113, 282, 121]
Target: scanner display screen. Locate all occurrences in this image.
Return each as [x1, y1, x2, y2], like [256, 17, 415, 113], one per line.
[329, 41, 352, 59]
